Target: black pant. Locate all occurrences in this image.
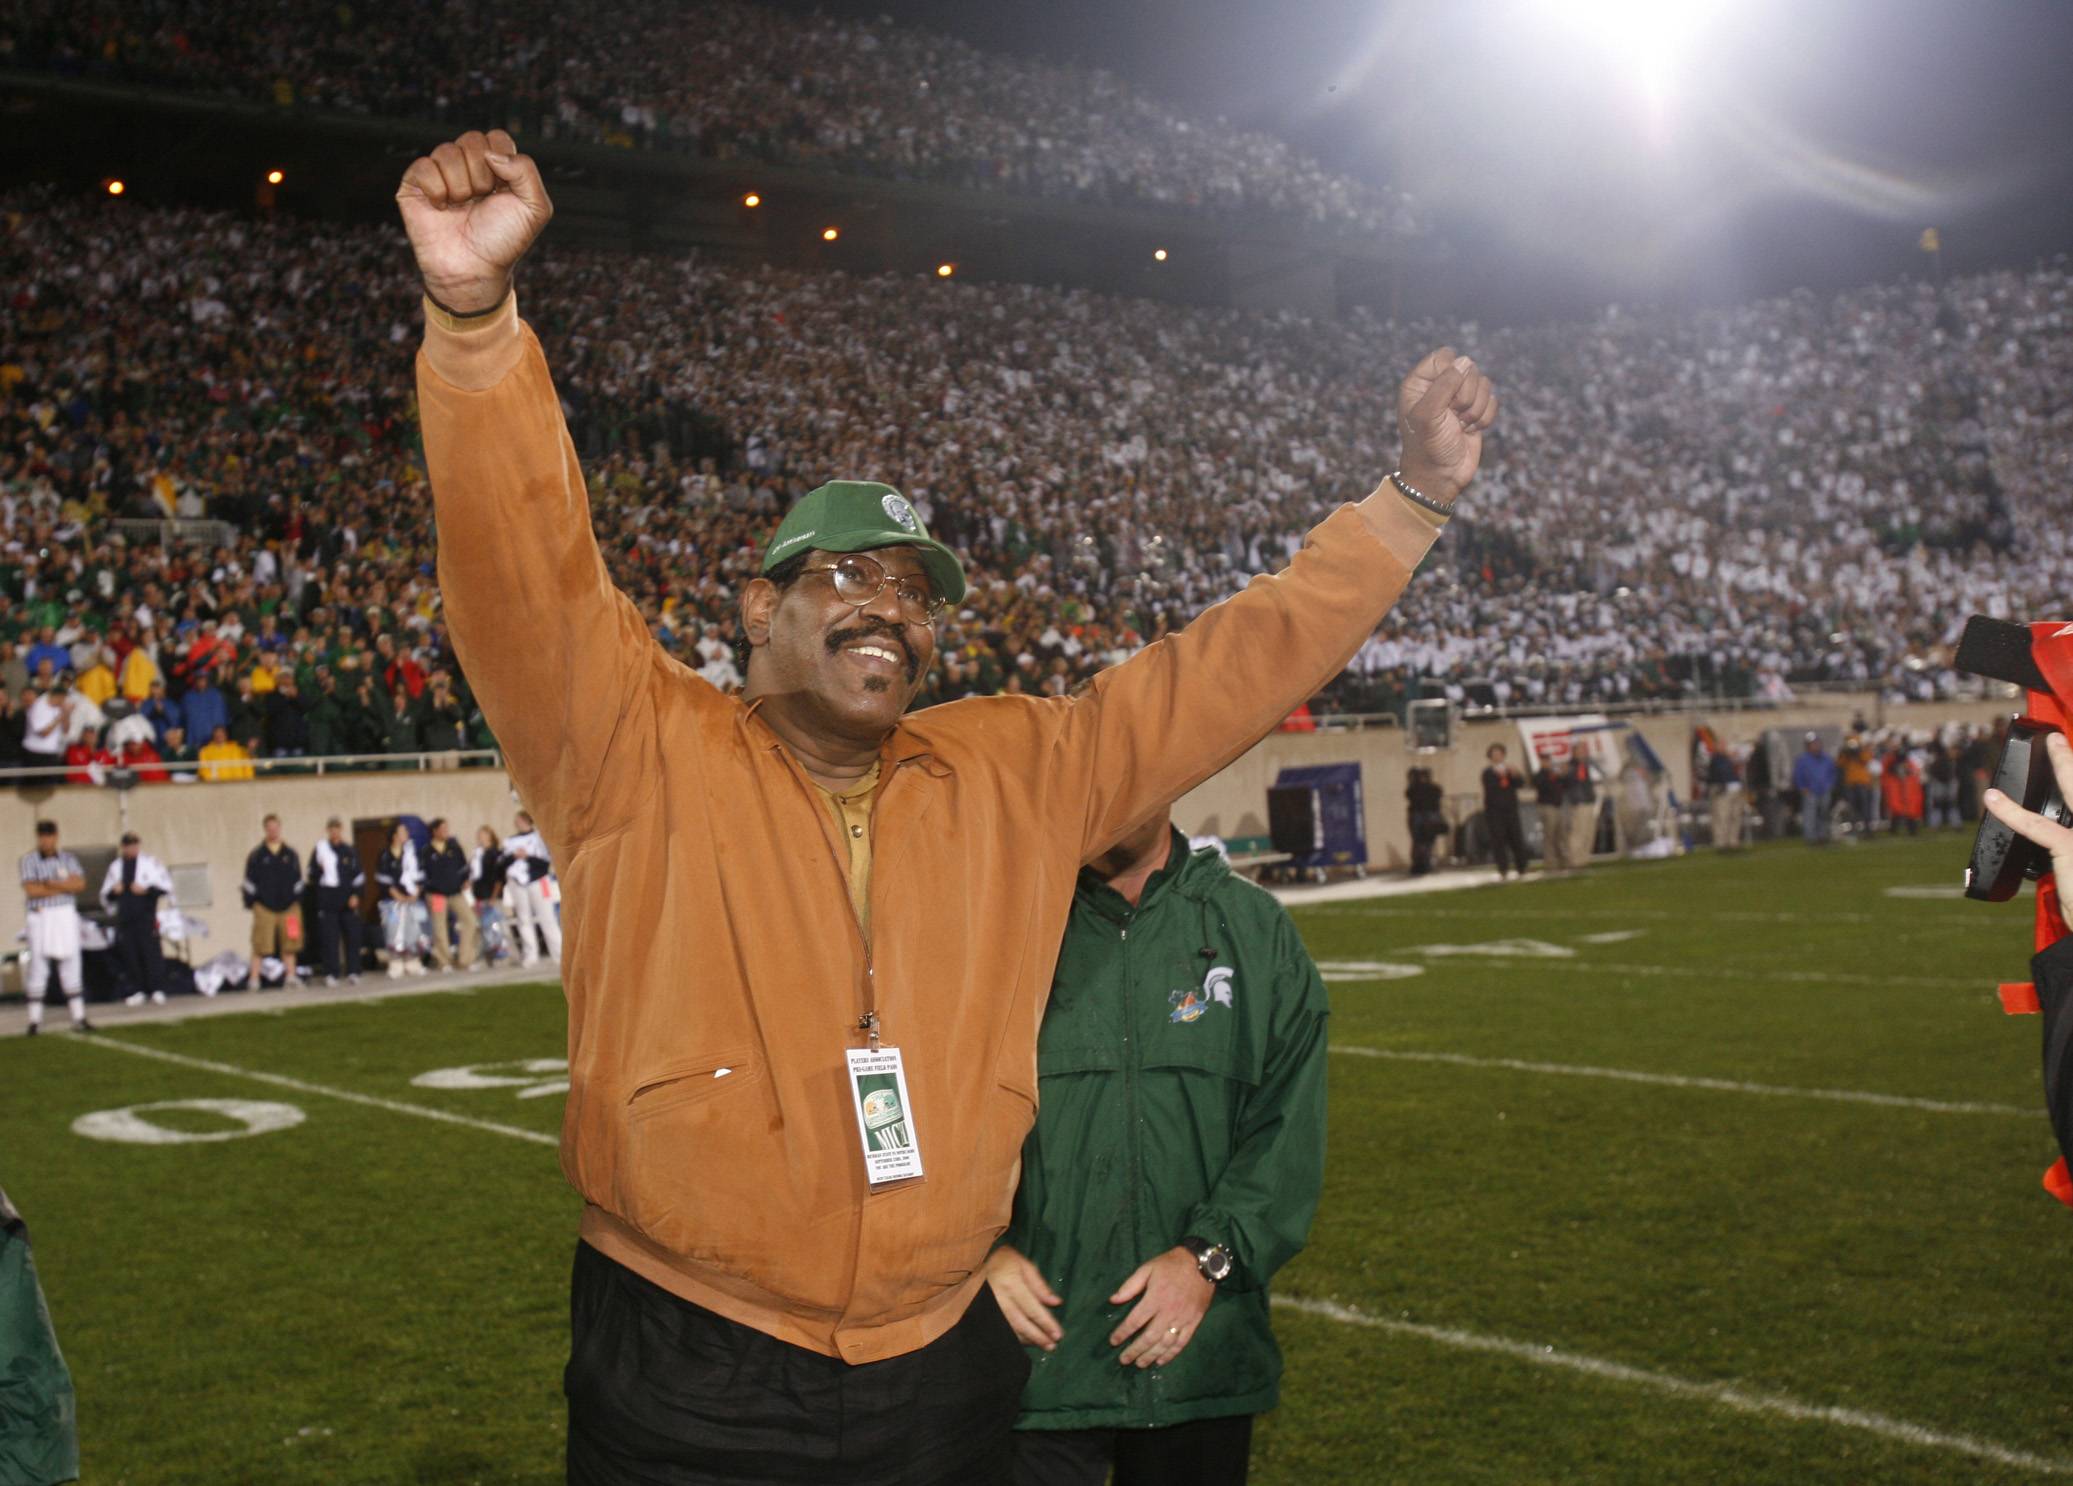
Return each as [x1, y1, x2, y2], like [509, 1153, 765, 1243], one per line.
[1487, 806, 1529, 875]
[313, 889, 362, 978]
[1012, 1415, 1255, 1486]
[112, 909, 165, 995]
[565, 1241, 1030, 1486]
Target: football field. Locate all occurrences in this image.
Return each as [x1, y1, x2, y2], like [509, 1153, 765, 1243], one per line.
[3, 833, 2069, 1484]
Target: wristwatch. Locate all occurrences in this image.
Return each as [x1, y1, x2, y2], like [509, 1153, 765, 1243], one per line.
[1179, 1235, 1233, 1284]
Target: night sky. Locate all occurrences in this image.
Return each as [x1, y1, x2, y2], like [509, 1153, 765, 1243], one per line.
[768, 0, 2073, 323]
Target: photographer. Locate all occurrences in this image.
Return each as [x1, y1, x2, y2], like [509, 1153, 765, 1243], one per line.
[1985, 731, 2073, 1194]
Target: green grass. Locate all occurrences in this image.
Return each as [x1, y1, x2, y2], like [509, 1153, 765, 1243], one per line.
[3, 833, 2068, 1483]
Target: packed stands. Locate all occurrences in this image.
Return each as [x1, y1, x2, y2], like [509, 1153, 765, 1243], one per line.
[1, 0, 1422, 238]
[2, 190, 2068, 777]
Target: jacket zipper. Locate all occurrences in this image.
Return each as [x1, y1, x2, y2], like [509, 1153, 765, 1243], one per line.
[1118, 909, 1149, 1420]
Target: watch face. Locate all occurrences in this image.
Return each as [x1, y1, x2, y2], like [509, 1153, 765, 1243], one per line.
[1202, 1245, 1233, 1281]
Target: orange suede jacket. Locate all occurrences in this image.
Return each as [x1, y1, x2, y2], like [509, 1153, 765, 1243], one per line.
[417, 297, 1435, 1363]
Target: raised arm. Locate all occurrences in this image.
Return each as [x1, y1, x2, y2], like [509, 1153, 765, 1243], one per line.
[401, 129, 662, 851]
[1060, 348, 1497, 859]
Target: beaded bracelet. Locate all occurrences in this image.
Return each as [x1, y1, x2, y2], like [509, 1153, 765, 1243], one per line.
[1390, 470, 1454, 522]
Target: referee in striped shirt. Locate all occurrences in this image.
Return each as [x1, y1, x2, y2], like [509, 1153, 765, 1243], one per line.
[21, 821, 92, 1035]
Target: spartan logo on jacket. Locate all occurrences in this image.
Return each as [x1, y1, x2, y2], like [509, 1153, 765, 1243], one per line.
[1169, 965, 1235, 1023]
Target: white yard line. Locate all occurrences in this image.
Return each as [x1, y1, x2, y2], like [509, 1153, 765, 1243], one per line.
[1272, 1296, 2073, 1478]
[71, 1035, 561, 1147]
[1329, 1044, 2037, 1117]
[1310, 904, 1992, 926]
[1392, 957, 1979, 989]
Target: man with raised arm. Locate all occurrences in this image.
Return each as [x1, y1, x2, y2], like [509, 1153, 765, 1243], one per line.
[399, 127, 1498, 1486]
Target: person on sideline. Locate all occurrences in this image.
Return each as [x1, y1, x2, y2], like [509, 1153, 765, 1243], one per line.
[399, 125, 1493, 1483]
[1793, 733, 1839, 846]
[986, 812, 1327, 1486]
[308, 817, 365, 985]
[99, 831, 175, 1004]
[471, 825, 510, 962]
[501, 809, 560, 967]
[1561, 750, 1601, 869]
[374, 821, 429, 979]
[1481, 743, 1529, 878]
[1706, 744, 1746, 851]
[421, 817, 481, 971]
[241, 813, 303, 991]
[20, 821, 90, 1034]
[1531, 754, 1568, 872]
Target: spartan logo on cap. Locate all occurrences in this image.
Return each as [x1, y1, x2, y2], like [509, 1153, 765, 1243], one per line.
[881, 493, 919, 532]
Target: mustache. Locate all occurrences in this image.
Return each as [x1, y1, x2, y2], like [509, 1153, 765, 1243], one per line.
[827, 620, 921, 683]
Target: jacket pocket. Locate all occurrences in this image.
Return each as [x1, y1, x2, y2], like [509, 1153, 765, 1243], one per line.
[893, 1074, 1035, 1307]
[1139, 1023, 1263, 1086]
[615, 1049, 787, 1278]
[625, 1047, 759, 1120]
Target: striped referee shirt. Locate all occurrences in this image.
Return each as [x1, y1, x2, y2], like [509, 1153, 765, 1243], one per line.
[20, 849, 83, 913]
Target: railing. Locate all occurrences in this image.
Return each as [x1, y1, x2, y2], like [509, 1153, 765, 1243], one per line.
[0, 749, 505, 785]
[1310, 682, 2018, 731]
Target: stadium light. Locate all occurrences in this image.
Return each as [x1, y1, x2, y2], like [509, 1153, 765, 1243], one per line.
[742, 192, 761, 208]
[1153, 248, 1168, 262]
[105, 179, 126, 197]
[1536, 0, 1729, 114]
[936, 263, 955, 278]
[266, 169, 285, 186]
[821, 226, 840, 242]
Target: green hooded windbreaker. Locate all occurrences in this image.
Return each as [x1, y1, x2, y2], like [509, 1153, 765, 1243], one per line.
[0, 1187, 79, 1486]
[1004, 830, 1328, 1430]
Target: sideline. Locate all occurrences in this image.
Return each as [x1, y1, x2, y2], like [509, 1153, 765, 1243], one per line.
[1272, 1295, 2073, 1479]
[59, 1032, 2064, 1476]
[1329, 1044, 2037, 1117]
[0, 961, 563, 1037]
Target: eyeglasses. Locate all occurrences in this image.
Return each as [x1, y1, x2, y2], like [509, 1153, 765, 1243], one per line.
[798, 554, 946, 625]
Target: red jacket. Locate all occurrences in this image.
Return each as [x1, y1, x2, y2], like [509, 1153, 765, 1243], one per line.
[119, 740, 169, 783]
[1881, 756, 1925, 819]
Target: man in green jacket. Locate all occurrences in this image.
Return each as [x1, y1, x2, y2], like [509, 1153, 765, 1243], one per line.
[0, 1186, 78, 1486]
[987, 814, 1328, 1485]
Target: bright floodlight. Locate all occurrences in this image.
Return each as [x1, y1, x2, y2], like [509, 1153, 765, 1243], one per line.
[266, 169, 285, 185]
[105, 179, 125, 196]
[1153, 247, 1168, 262]
[742, 192, 761, 208]
[936, 263, 955, 278]
[822, 226, 839, 242]
[1544, 0, 1730, 110]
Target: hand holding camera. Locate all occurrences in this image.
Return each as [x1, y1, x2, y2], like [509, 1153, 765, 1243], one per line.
[1984, 731, 2073, 930]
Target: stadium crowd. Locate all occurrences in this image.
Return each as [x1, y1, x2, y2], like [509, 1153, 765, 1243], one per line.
[1, 0, 1422, 238]
[1, 190, 2068, 779]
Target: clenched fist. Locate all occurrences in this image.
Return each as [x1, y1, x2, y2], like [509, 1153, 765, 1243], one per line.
[396, 128, 554, 315]
[1397, 345, 1497, 508]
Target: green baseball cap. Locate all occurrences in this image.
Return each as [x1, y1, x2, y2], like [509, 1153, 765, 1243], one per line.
[761, 480, 966, 606]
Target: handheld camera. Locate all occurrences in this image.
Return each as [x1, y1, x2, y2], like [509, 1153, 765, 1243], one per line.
[1958, 616, 2073, 901]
